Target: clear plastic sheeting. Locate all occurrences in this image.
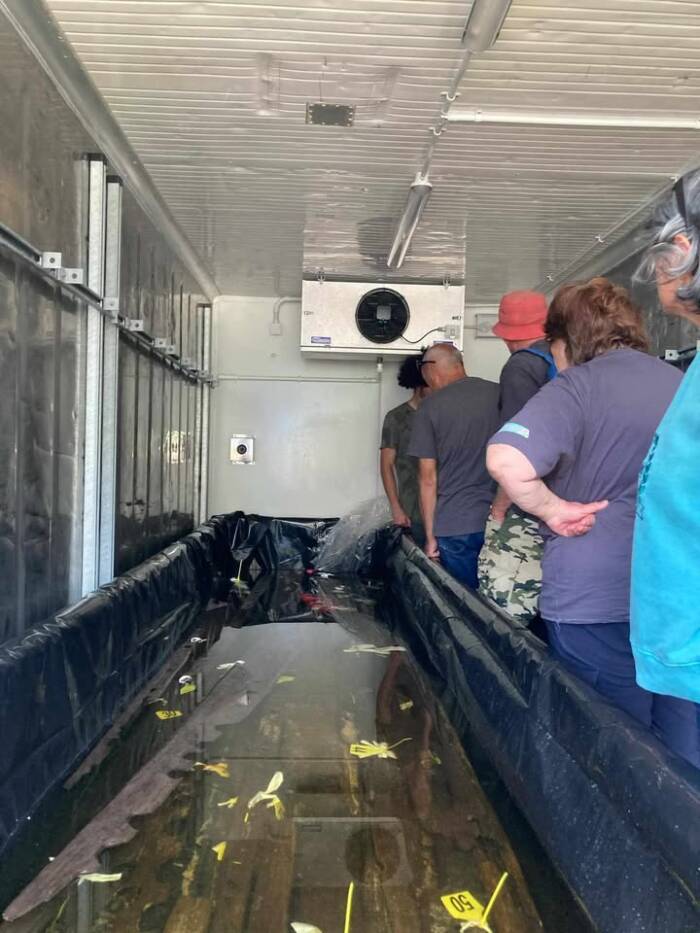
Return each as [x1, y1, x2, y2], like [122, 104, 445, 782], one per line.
[314, 497, 393, 575]
[0, 244, 86, 647]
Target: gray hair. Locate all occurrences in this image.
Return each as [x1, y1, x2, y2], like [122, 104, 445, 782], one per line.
[636, 168, 700, 307]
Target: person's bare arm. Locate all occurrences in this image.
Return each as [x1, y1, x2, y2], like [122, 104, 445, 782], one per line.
[418, 458, 439, 558]
[380, 448, 410, 527]
[487, 444, 608, 537]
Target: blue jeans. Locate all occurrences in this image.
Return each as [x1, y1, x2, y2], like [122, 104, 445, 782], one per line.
[436, 532, 485, 590]
[545, 620, 700, 769]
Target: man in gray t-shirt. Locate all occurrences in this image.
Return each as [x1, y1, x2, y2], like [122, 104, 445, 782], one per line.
[408, 343, 500, 589]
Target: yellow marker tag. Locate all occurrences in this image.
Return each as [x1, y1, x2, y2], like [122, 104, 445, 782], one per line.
[180, 683, 196, 695]
[217, 796, 239, 809]
[212, 842, 227, 862]
[276, 675, 295, 684]
[194, 761, 230, 778]
[155, 709, 183, 720]
[349, 738, 412, 760]
[399, 699, 414, 711]
[441, 890, 485, 923]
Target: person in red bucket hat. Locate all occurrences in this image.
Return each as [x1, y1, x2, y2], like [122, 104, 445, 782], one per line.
[479, 291, 557, 624]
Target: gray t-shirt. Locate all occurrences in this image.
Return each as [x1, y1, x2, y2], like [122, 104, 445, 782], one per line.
[380, 401, 420, 525]
[489, 349, 682, 624]
[408, 376, 500, 536]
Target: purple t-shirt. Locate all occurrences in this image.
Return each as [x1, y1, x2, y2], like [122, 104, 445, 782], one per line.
[488, 349, 682, 624]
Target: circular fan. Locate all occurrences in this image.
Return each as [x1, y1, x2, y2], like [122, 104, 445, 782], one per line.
[355, 288, 410, 344]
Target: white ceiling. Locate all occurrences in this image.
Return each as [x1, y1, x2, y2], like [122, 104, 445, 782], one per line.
[45, 0, 700, 299]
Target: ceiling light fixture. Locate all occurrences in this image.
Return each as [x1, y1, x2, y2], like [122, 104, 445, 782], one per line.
[386, 1, 513, 270]
[386, 175, 432, 270]
[462, 0, 514, 52]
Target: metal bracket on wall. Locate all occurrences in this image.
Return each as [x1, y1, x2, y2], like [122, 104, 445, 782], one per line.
[124, 318, 145, 332]
[102, 296, 119, 322]
[40, 252, 85, 285]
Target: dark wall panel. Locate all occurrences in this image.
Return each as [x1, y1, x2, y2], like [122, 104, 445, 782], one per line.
[0, 248, 85, 647]
[115, 338, 198, 577]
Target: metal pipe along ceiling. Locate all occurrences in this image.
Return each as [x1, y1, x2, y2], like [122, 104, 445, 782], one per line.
[446, 110, 700, 131]
[0, 0, 220, 301]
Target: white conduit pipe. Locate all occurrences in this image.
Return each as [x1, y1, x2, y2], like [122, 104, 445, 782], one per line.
[446, 109, 700, 131]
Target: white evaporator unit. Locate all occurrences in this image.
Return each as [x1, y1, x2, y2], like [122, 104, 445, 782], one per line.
[300, 280, 465, 359]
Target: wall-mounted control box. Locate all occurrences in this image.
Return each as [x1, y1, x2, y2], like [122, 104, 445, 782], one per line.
[229, 435, 255, 465]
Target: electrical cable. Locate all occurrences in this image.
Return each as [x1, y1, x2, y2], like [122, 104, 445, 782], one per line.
[402, 326, 447, 345]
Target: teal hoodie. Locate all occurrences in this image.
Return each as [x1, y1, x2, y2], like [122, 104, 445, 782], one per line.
[631, 353, 700, 702]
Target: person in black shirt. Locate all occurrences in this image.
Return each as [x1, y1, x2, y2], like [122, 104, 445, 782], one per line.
[479, 291, 555, 621]
[379, 355, 429, 545]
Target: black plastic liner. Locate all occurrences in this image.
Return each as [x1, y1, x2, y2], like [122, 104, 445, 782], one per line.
[384, 538, 700, 933]
[0, 512, 698, 933]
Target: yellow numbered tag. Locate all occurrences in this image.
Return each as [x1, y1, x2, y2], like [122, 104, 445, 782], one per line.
[155, 709, 183, 720]
[180, 683, 196, 695]
[276, 675, 295, 684]
[212, 842, 227, 862]
[441, 890, 485, 923]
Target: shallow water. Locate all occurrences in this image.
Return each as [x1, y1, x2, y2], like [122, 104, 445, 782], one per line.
[0, 575, 591, 932]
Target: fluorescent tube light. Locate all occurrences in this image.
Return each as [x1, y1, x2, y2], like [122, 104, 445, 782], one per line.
[386, 176, 433, 270]
[462, 0, 513, 52]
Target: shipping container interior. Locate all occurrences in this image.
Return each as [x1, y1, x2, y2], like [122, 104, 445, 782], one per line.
[1, 0, 700, 931]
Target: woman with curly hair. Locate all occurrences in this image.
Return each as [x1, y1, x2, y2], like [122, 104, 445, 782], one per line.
[486, 277, 699, 766]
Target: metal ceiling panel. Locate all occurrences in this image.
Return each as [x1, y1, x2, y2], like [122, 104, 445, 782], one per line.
[44, 0, 700, 299]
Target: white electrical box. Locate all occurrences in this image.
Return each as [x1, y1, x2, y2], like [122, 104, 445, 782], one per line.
[301, 280, 464, 359]
[229, 435, 255, 465]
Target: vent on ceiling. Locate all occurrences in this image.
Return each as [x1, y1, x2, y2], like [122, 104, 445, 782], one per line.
[306, 102, 355, 127]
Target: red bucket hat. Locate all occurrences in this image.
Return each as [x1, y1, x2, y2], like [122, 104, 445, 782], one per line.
[493, 291, 548, 341]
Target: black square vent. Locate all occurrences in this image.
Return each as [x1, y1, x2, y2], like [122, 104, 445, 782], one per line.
[306, 102, 355, 127]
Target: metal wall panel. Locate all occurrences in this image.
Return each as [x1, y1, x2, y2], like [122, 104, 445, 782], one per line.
[0, 251, 19, 645]
[0, 246, 86, 646]
[0, 19, 91, 267]
[0, 6, 211, 633]
[115, 339, 137, 576]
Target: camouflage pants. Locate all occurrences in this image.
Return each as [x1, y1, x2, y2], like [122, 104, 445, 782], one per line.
[478, 510, 543, 622]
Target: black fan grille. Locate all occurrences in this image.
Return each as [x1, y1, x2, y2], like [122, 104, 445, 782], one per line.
[355, 289, 410, 344]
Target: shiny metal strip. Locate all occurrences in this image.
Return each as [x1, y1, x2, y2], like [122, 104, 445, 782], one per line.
[81, 157, 107, 595]
[87, 157, 107, 297]
[199, 304, 211, 523]
[81, 305, 103, 596]
[97, 177, 122, 585]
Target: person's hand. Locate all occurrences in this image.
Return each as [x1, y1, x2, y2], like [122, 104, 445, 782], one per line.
[541, 497, 609, 537]
[490, 501, 508, 526]
[424, 536, 440, 560]
[391, 507, 411, 528]
[490, 487, 511, 526]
